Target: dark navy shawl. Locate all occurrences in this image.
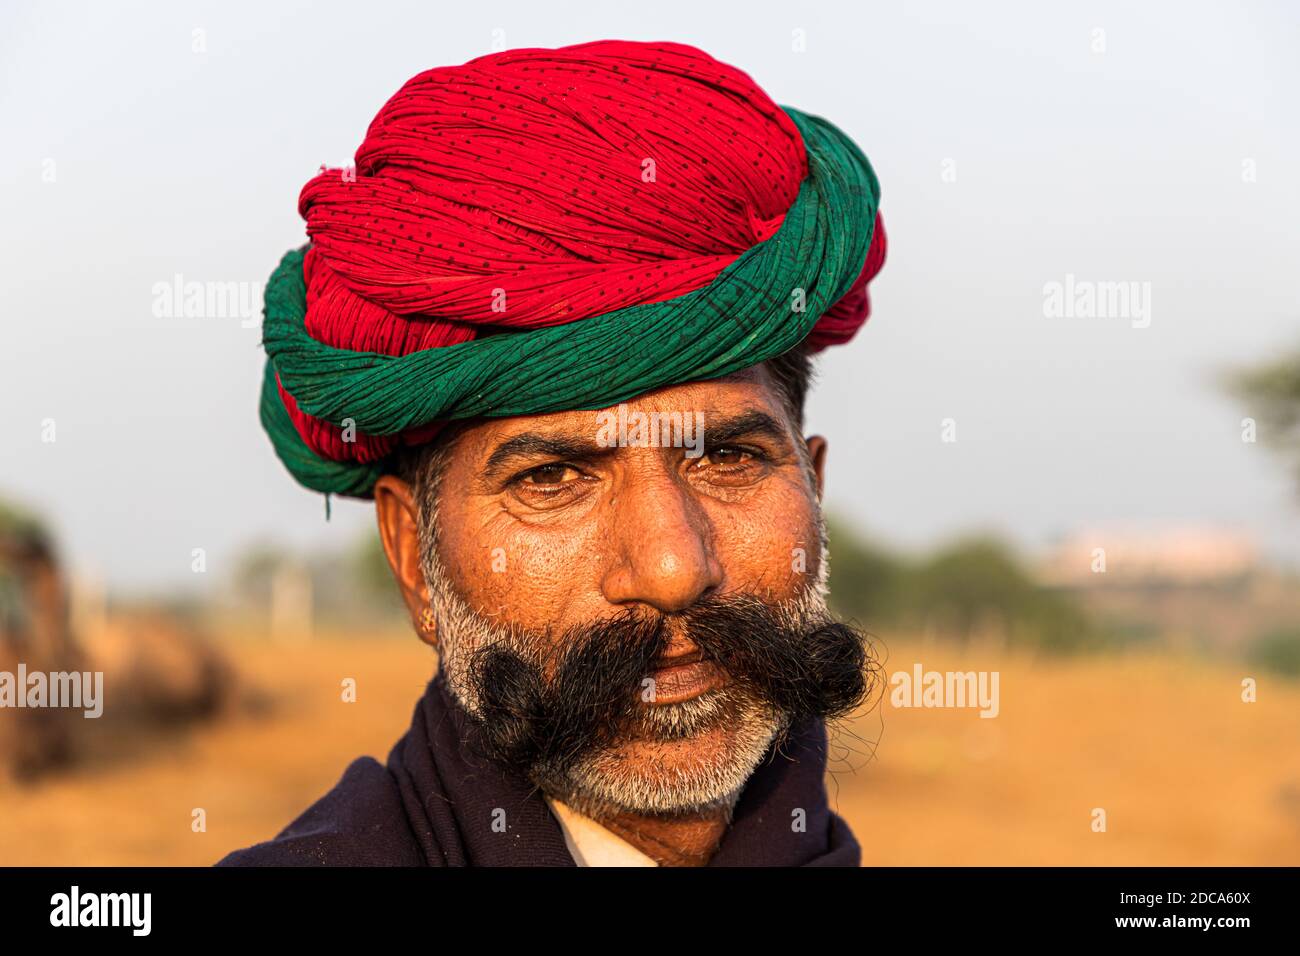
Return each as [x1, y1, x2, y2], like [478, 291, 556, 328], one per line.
[217, 673, 859, 867]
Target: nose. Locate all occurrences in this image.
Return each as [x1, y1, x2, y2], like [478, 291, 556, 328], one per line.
[600, 471, 723, 615]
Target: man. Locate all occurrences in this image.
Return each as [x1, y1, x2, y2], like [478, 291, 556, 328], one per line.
[220, 38, 887, 867]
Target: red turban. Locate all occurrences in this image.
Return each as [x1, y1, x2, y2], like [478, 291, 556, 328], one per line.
[262, 39, 886, 494]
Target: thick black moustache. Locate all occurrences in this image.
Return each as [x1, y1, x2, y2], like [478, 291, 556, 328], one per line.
[461, 594, 871, 776]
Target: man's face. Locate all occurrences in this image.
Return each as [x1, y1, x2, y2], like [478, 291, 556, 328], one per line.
[375, 364, 870, 817]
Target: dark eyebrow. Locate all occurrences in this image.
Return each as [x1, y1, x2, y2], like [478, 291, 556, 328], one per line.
[702, 410, 790, 448]
[483, 433, 604, 478]
[481, 408, 791, 480]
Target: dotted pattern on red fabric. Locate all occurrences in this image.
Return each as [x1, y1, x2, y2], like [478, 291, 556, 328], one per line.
[278, 40, 885, 464]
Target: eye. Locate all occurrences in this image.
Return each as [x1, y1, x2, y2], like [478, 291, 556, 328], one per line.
[688, 444, 770, 489]
[507, 460, 594, 510]
[519, 462, 582, 485]
[706, 446, 754, 467]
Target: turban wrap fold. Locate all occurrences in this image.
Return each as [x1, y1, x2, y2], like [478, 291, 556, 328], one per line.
[259, 39, 887, 498]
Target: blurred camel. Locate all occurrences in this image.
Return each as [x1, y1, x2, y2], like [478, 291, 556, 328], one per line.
[0, 498, 235, 782]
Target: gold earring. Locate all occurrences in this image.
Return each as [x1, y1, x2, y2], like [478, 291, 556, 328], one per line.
[418, 607, 439, 646]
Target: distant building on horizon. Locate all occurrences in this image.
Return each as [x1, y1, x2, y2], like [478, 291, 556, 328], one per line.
[1038, 526, 1258, 588]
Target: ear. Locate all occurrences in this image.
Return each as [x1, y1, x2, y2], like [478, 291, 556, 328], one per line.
[373, 474, 435, 647]
[805, 435, 828, 501]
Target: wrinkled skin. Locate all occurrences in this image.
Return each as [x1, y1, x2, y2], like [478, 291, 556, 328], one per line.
[374, 365, 831, 865]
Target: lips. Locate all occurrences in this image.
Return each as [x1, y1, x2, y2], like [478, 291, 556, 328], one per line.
[652, 648, 703, 668]
[646, 651, 723, 704]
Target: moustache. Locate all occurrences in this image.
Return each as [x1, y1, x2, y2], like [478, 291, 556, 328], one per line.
[460, 592, 873, 777]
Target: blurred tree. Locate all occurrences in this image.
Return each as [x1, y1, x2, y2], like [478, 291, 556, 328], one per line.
[1227, 345, 1300, 487]
[825, 516, 907, 626]
[350, 531, 403, 611]
[910, 537, 1101, 652]
[1248, 627, 1300, 678]
[229, 542, 294, 608]
[826, 520, 1101, 653]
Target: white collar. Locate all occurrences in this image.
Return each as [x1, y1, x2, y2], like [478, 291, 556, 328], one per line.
[544, 796, 660, 867]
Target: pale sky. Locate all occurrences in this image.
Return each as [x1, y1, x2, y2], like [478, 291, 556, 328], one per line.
[2, 0, 1298, 592]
